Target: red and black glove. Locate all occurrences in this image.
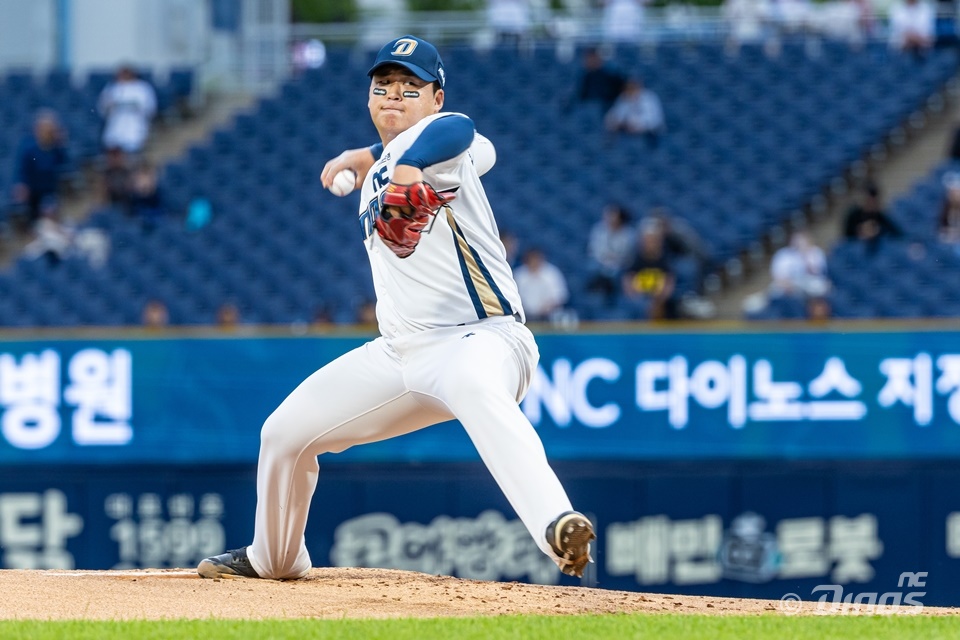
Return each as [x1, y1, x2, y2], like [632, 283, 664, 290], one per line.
[375, 180, 456, 258]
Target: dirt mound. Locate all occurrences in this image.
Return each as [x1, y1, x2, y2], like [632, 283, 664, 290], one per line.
[2, 568, 956, 620]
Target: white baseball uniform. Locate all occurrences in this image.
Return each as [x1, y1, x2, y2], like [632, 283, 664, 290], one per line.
[246, 113, 575, 579]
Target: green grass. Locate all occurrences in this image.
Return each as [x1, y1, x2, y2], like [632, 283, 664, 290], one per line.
[2, 614, 960, 640]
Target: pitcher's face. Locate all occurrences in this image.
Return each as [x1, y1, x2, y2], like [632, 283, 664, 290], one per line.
[369, 66, 443, 142]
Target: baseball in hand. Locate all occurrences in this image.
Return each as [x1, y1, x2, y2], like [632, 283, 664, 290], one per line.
[329, 169, 357, 197]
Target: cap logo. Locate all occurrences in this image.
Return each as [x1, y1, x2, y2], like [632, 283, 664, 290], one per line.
[391, 38, 418, 56]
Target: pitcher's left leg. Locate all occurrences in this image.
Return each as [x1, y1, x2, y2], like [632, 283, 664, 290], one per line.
[408, 324, 576, 560]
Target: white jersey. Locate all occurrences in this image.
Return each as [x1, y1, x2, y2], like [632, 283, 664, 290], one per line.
[357, 113, 525, 338]
[98, 79, 157, 153]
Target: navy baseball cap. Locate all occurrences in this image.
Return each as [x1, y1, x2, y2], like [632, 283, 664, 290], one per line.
[368, 35, 446, 89]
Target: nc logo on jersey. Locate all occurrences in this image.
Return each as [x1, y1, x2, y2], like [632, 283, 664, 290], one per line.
[391, 39, 418, 56]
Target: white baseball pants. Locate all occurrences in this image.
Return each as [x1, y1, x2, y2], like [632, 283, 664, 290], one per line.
[246, 315, 574, 579]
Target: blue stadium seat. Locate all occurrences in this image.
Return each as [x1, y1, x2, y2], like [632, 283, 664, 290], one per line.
[3, 69, 35, 94]
[168, 67, 195, 99]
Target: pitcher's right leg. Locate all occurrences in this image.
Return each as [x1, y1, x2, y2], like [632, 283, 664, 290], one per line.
[198, 338, 451, 580]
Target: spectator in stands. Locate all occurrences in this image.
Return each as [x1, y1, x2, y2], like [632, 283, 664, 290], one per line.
[126, 163, 166, 230]
[648, 206, 708, 287]
[769, 0, 814, 37]
[648, 207, 717, 318]
[291, 38, 327, 72]
[101, 146, 132, 208]
[602, 0, 646, 43]
[21, 196, 72, 266]
[98, 65, 157, 154]
[622, 219, 678, 320]
[939, 171, 960, 250]
[814, 0, 874, 45]
[20, 195, 111, 269]
[11, 109, 71, 232]
[216, 302, 248, 332]
[769, 230, 831, 301]
[356, 299, 377, 325]
[567, 48, 625, 114]
[514, 247, 570, 322]
[855, 0, 880, 39]
[888, 0, 935, 54]
[487, 0, 531, 48]
[745, 238, 833, 320]
[722, 0, 773, 49]
[311, 306, 334, 329]
[142, 299, 169, 329]
[843, 183, 902, 250]
[604, 78, 665, 147]
[807, 295, 832, 323]
[587, 202, 636, 303]
[73, 225, 111, 270]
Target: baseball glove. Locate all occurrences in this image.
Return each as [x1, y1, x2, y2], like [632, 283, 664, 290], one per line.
[375, 180, 456, 258]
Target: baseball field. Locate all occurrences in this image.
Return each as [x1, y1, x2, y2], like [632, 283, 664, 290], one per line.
[3, 568, 958, 639]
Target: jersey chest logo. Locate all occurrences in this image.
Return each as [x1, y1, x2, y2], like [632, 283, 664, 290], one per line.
[358, 165, 389, 240]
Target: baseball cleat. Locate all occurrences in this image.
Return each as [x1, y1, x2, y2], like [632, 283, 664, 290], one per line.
[546, 511, 596, 578]
[197, 547, 260, 579]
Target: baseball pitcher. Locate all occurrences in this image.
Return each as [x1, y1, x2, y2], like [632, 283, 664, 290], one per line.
[198, 35, 594, 581]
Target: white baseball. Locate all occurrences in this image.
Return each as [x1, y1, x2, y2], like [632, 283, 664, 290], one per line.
[329, 169, 357, 197]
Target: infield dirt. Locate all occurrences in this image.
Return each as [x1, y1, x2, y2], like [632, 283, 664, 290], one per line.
[4, 568, 960, 620]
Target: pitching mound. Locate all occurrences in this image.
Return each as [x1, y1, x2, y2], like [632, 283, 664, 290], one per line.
[3, 568, 958, 620]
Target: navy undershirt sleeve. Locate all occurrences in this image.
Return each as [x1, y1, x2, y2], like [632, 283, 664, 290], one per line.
[396, 115, 475, 169]
[369, 142, 384, 159]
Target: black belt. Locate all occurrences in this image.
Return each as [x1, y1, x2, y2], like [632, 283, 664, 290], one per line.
[458, 313, 522, 326]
